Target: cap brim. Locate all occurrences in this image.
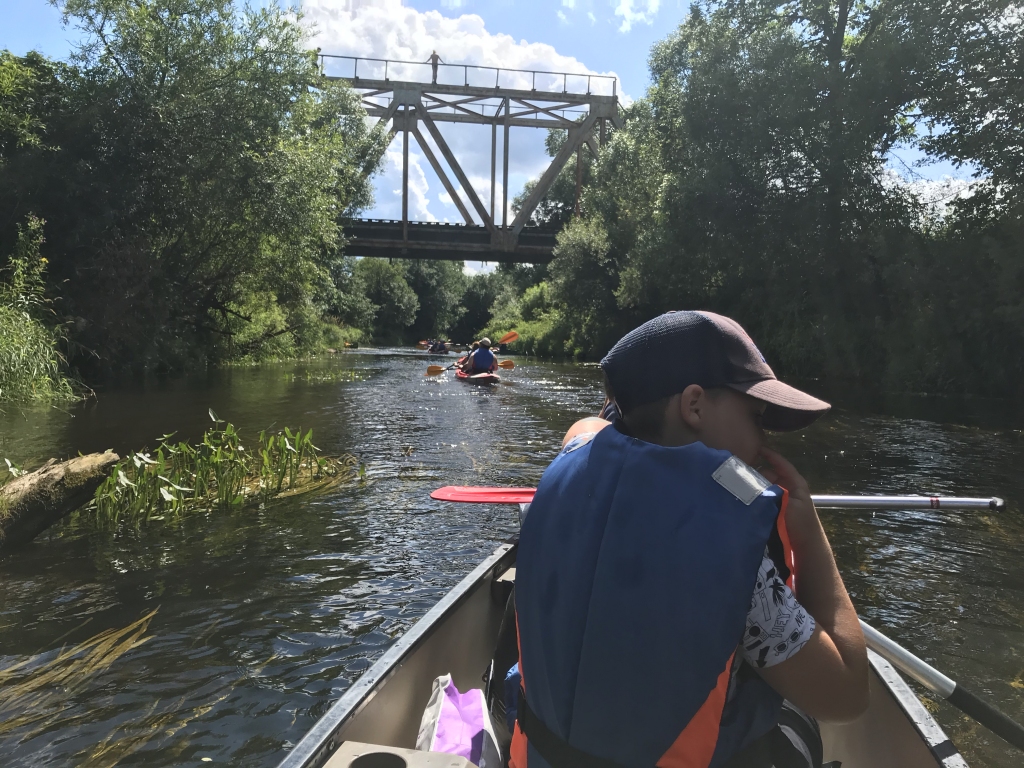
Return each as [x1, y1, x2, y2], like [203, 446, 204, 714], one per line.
[727, 380, 830, 432]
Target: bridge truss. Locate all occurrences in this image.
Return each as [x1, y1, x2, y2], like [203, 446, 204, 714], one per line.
[322, 55, 623, 264]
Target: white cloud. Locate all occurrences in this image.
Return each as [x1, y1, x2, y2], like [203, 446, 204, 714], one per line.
[614, 0, 660, 32]
[562, 0, 575, 7]
[381, 137, 439, 221]
[302, 0, 623, 223]
[557, 10, 568, 23]
[588, 11, 597, 24]
[463, 261, 497, 276]
[882, 169, 978, 220]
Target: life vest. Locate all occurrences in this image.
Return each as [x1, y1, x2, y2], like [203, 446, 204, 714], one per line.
[471, 348, 495, 373]
[512, 425, 796, 768]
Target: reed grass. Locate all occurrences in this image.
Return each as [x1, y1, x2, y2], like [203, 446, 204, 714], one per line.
[0, 216, 77, 404]
[91, 414, 362, 525]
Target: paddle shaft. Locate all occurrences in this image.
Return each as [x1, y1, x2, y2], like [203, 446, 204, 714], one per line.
[814, 495, 1004, 511]
[860, 619, 1024, 752]
[430, 486, 1005, 510]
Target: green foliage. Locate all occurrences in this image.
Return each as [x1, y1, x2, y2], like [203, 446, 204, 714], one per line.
[353, 258, 419, 343]
[0, 216, 76, 403]
[0, 0, 386, 376]
[548, 217, 626, 355]
[513, 124, 596, 228]
[0, 52, 55, 156]
[918, 0, 1024, 213]
[480, 280, 573, 357]
[476, 0, 1024, 397]
[449, 271, 509, 343]
[92, 417, 362, 526]
[403, 260, 468, 340]
[329, 255, 377, 337]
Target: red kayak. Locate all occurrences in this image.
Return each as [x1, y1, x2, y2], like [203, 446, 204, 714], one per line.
[455, 370, 501, 385]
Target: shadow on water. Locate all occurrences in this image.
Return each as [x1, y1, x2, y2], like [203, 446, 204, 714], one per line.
[0, 350, 1022, 766]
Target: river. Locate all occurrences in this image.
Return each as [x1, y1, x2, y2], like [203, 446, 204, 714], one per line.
[0, 350, 1021, 767]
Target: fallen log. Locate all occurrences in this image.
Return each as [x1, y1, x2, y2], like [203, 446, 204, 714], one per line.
[0, 451, 120, 551]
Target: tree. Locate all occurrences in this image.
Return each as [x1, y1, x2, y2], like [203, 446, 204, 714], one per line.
[353, 258, 419, 343]
[513, 126, 597, 229]
[548, 217, 626, 355]
[918, 0, 1024, 217]
[402, 260, 467, 341]
[449, 271, 508, 343]
[0, 0, 386, 374]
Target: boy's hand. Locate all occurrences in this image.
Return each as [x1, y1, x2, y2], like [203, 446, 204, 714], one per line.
[758, 447, 819, 548]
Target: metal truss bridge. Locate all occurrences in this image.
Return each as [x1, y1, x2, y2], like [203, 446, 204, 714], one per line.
[322, 55, 623, 264]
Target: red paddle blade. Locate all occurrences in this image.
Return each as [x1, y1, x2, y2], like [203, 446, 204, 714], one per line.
[431, 486, 536, 504]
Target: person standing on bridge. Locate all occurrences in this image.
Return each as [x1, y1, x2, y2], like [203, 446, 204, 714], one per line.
[426, 50, 443, 84]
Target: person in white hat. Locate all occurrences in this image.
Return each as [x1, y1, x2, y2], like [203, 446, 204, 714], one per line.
[466, 337, 497, 374]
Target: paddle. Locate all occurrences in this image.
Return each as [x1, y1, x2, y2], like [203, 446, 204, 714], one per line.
[425, 360, 515, 376]
[497, 330, 520, 345]
[426, 362, 459, 376]
[430, 486, 1006, 510]
[861, 619, 1024, 752]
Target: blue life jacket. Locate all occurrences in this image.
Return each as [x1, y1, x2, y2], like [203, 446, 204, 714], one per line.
[512, 425, 795, 768]
[471, 347, 495, 372]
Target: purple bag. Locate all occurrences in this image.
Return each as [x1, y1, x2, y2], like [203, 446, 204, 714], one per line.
[416, 674, 501, 767]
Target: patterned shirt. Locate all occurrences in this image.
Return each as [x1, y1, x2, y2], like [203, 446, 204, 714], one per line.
[560, 432, 815, 668]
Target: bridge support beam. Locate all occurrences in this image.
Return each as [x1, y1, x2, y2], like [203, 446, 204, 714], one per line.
[327, 57, 621, 261]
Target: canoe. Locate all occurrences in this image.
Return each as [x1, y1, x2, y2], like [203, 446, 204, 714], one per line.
[456, 370, 501, 386]
[276, 539, 968, 768]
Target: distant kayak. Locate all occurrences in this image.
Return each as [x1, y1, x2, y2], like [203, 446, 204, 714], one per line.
[455, 370, 500, 385]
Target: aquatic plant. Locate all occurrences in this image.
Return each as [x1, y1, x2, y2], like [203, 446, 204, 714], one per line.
[0, 610, 157, 741]
[0, 217, 77, 404]
[92, 412, 362, 525]
[284, 367, 364, 383]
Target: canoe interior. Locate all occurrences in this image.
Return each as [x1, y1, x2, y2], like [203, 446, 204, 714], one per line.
[280, 542, 965, 768]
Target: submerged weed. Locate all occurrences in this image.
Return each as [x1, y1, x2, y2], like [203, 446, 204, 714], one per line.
[0, 610, 157, 740]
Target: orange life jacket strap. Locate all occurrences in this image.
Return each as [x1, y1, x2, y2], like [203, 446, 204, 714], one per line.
[655, 652, 736, 768]
[775, 488, 797, 592]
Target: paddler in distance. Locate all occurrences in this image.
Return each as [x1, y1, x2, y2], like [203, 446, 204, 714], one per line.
[457, 341, 480, 372]
[464, 337, 498, 375]
[511, 311, 868, 768]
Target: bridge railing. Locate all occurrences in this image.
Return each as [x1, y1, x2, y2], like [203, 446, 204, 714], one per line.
[319, 54, 618, 98]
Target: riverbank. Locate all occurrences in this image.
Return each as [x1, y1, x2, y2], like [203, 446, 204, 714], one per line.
[0, 352, 1022, 767]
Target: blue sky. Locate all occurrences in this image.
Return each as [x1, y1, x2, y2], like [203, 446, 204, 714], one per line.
[3, 0, 968, 263]
[1, 0, 684, 104]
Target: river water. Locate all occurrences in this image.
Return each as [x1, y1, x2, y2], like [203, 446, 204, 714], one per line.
[0, 351, 1022, 767]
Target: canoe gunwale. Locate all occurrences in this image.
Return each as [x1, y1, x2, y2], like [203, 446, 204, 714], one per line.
[276, 540, 518, 768]
[868, 650, 968, 767]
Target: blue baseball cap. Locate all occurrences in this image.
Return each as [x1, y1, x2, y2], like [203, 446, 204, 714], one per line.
[600, 311, 830, 431]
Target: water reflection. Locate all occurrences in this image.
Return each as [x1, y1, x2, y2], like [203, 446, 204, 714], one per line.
[0, 351, 1021, 766]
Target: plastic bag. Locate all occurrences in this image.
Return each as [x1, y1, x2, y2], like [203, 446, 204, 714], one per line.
[416, 673, 501, 767]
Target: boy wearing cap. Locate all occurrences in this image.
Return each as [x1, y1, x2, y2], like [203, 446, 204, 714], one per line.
[511, 311, 868, 768]
[466, 337, 498, 374]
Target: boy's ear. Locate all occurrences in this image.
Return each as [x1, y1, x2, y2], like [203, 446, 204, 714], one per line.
[678, 384, 706, 431]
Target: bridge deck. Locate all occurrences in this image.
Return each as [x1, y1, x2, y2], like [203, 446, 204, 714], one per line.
[343, 220, 556, 264]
